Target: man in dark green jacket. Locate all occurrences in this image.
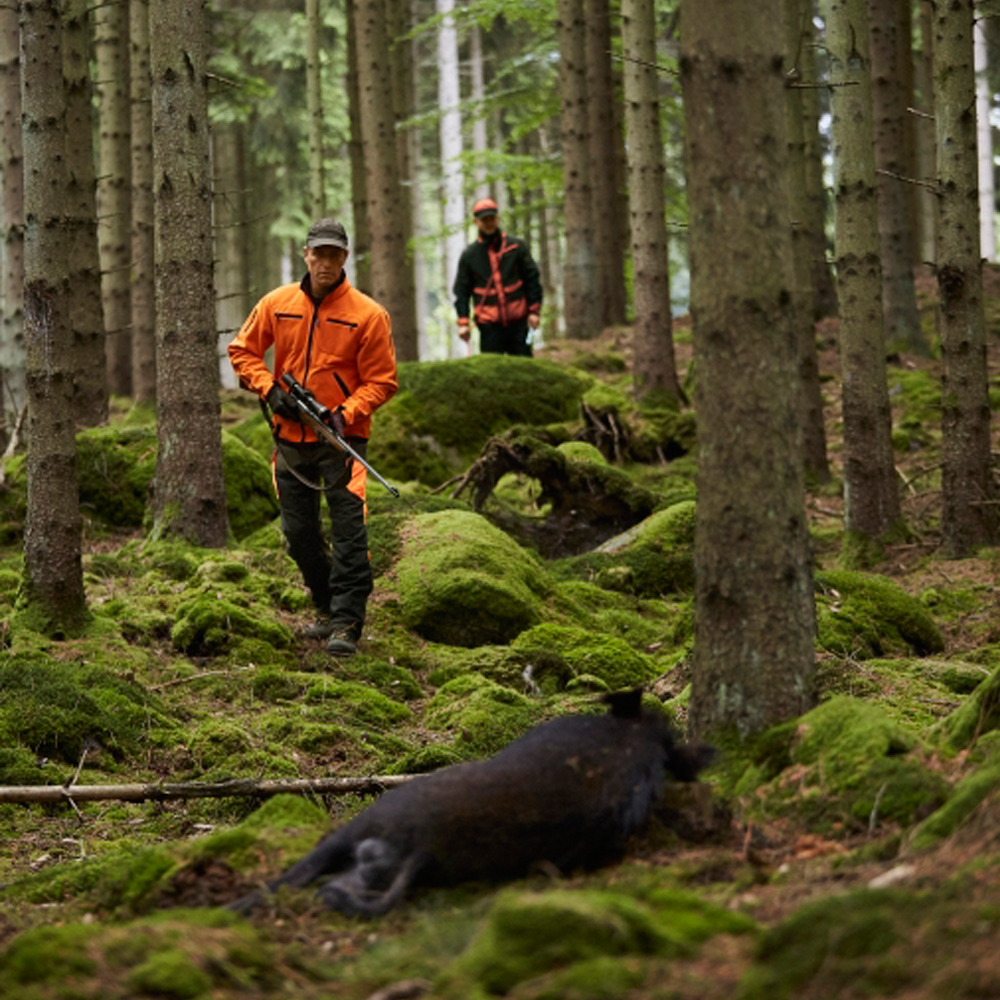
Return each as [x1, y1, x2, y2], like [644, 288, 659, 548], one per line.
[453, 198, 543, 356]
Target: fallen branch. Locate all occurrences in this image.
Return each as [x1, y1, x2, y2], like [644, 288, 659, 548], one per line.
[0, 774, 416, 805]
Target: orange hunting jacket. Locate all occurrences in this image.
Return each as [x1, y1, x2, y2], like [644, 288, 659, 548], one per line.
[228, 274, 398, 443]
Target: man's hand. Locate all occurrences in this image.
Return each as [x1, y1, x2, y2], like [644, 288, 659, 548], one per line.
[266, 384, 301, 421]
[528, 314, 540, 329]
[458, 325, 471, 342]
[330, 407, 346, 438]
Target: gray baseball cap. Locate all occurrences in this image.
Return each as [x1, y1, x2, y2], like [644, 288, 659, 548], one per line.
[306, 218, 349, 250]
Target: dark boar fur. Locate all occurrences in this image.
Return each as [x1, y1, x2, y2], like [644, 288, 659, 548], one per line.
[229, 688, 714, 917]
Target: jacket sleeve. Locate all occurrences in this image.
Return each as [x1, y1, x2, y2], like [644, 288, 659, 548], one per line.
[453, 250, 472, 323]
[228, 298, 276, 398]
[340, 307, 399, 425]
[520, 243, 543, 313]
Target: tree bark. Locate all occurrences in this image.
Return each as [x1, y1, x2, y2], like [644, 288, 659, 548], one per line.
[150, 0, 229, 547]
[800, 3, 837, 319]
[557, 0, 600, 339]
[622, 0, 681, 404]
[130, 0, 156, 403]
[827, 0, 903, 565]
[346, 0, 370, 294]
[913, 3, 936, 265]
[437, 0, 465, 358]
[63, 0, 108, 428]
[974, 17, 994, 261]
[586, 0, 626, 327]
[935, 0, 998, 556]
[869, 0, 924, 353]
[354, 0, 418, 359]
[95, 0, 133, 397]
[306, 0, 325, 217]
[470, 22, 490, 201]
[20, 0, 88, 634]
[0, 9, 25, 447]
[785, 0, 830, 481]
[681, 0, 816, 739]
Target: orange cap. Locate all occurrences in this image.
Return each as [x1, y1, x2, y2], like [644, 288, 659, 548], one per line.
[472, 198, 499, 217]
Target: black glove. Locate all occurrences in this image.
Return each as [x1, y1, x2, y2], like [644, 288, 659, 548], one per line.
[266, 384, 301, 421]
[330, 407, 346, 438]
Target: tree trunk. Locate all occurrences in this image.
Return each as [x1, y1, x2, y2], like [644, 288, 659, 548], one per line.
[974, 18, 994, 261]
[150, 0, 229, 547]
[0, 9, 25, 446]
[346, 0, 370, 294]
[913, 3, 937, 265]
[130, 0, 156, 404]
[408, 0, 429, 360]
[437, 0, 465, 358]
[557, 0, 599, 339]
[869, 0, 924, 353]
[63, 0, 108, 428]
[19, 0, 87, 634]
[785, 0, 829, 481]
[935, 0, 998, 556]
[681, 0, 816, 740]
[586, 0, 625, 327]
[306, 0, 325, 218]
[354, 0, 418, 360]
[213, 123, 249, 391]
[827, 0, 903, 566]
[622, 0, 681, 404]
[800, 3, 837, 319]
[470, 22, 490, 201]
[95, 0, 132, 397]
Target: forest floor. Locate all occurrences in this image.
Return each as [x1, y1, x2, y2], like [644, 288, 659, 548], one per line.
[2, 272, 1000, 998]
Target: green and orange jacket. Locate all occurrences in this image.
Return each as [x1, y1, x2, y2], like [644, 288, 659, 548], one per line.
[453, 231, 542, 330]
[228, 273, 398, 443]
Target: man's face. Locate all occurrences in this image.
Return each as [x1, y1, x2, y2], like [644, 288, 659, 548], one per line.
[476, 213, 499, 236]
[303, 245, 348, 292]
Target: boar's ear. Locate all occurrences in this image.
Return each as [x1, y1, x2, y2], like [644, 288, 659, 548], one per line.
[602, 687, 644, 719]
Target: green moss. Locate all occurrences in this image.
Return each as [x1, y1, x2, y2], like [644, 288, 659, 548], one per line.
[424, 675, 541, 756]
[0, 924, 98, 986]
[506, 955, 647, 999]
[170, 593, 292, 655]
[396, 510, 552, 646]
[939, 663, 1000, 749]
[301, 678, 413, 728]
[815, 569, 945, 658]
[512, 624, 659, 690]
[909, 762, 1000, 851]
[127, 947, 213, 998]
[439, 887, 754, 998]
[367, 355, 591, 485]
[366, 492, 471, 578]
[556, 441, 607, 465]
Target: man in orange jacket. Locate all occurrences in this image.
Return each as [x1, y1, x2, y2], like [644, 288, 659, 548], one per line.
[229, 218, 398, 656]
[453, 198, 542, 356]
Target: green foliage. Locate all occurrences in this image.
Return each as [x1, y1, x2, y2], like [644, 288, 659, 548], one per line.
[938, 662, 1000, 749]
[170, 593, 293, 655]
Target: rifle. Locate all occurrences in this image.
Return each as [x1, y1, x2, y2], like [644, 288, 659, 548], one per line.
[277, 373, 400, 498]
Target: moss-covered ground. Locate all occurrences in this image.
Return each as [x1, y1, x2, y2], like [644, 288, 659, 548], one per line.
[4, 311, 1000, 998]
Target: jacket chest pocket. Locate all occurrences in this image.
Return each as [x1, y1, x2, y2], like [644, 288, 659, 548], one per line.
[316, 318, 359, 363]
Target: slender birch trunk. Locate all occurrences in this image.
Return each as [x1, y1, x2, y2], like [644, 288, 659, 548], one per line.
[306, 0, 325, 218]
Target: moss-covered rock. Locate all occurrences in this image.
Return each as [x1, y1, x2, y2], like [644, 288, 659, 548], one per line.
[424, 674, 541, 756]
[512, 623, 659, 690]
[938, 662, 1000, 749]
[728, 697, 947, 835]
[367, 491, 471, 579]
[815, 570, 945, 659]
[908, 762, 1000, 851]
[170, 593, 293, 655]
[396, 509, 553, 646]
[367, 355, 591, 486]
[219, 430, 281, 540]
[438, 887, 754, 998]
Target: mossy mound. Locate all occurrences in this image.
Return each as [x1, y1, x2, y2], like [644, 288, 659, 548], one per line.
[170, 593, 293, 656]
[367, 355, 591, 486]
[512, 623, 659, 691]
[0, 910, 280, 998]
[395, 509, 552, 647]
[367, 491, 471, 578]
[938, 662, 1000, 749]
[729, 697, 947, 835]
[549, 501, 696, 597]
[0, 655, 175, 769]
[815, 570, 945, 659]
[218, 431, 281, 540]
[423, 674, 542, 756]
[908, 760, 1000, 851]
[738, 887, 1000, 1000]
[438, 886, 754, 998]
[556, 440, 607, 465]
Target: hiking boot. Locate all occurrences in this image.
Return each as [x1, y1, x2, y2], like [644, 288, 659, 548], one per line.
[304, 614, 335, 640]
[326, 623, 359, 657]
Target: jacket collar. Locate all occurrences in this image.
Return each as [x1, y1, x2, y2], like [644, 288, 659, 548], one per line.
[300, 270, 347, 304]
